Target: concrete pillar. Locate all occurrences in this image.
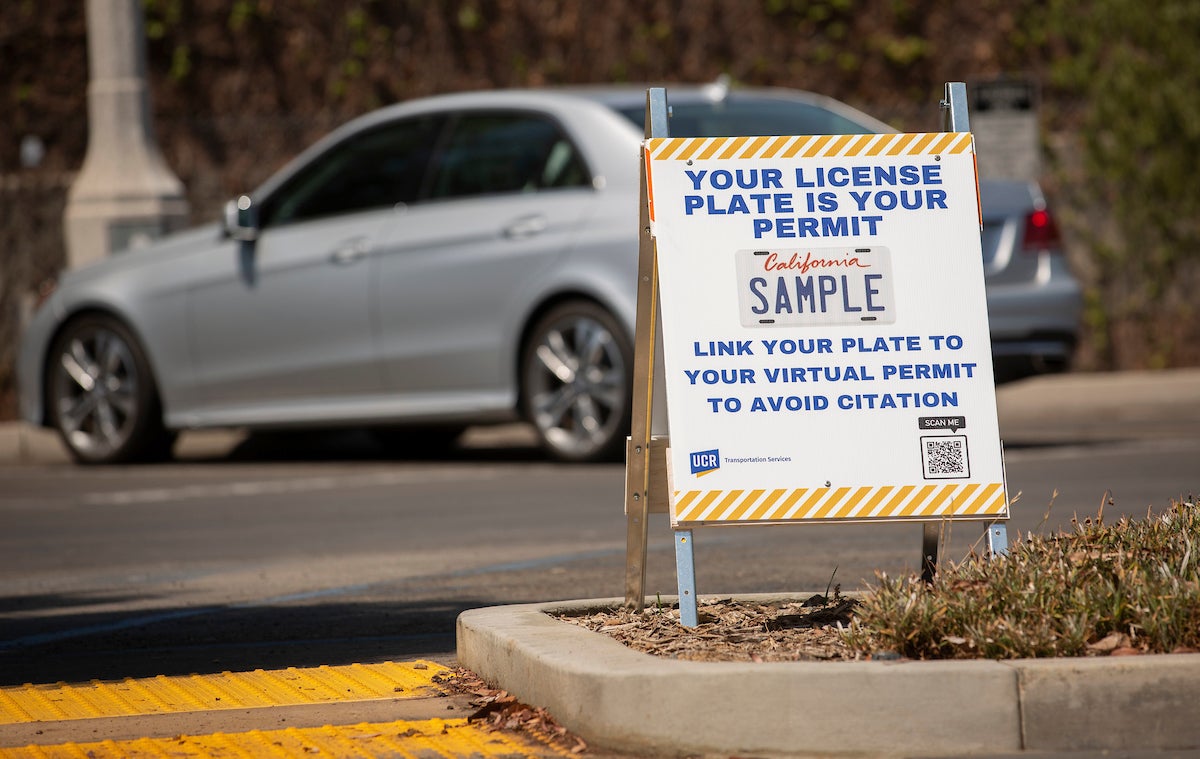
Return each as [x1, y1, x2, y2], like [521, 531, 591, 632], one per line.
[64, 0, 189, 269]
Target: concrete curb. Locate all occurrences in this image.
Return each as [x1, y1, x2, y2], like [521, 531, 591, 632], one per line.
[457, 596, 1200, 757]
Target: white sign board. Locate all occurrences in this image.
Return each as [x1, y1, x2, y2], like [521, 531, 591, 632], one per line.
[645, 132, 1007, 526]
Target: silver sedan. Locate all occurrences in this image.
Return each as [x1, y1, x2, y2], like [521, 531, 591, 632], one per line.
[17, 85, 1082, 464]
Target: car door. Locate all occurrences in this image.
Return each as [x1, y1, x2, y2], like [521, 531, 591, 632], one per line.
[371, 110, 595, 412]
[186, 116, 441, 420]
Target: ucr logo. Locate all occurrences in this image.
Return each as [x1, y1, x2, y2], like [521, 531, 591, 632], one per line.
[690, 449, 720, 476]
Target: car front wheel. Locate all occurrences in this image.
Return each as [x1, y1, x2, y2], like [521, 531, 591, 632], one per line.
[520, 301, 633, 463]
[46, 315, 175, 464]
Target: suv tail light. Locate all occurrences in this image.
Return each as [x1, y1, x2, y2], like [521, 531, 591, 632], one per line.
[1021, 207, 1062, 252]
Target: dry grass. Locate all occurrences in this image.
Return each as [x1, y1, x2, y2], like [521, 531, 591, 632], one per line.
[845, 494, 1200, 659]
[560, 495, 1199, 664]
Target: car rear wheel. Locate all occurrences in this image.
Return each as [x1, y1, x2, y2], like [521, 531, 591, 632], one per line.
[46, 315, 175, 464]
[520, 301, 632, 463]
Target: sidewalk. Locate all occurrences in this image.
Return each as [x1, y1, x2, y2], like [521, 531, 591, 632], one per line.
[458, 596, 1200, 757]
[992, 367, 1200, 444]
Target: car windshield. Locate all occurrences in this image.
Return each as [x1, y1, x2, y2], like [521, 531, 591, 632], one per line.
[612, 97, 877, 137]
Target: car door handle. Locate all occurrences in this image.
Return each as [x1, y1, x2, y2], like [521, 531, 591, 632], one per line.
[330, 238, 370, 265]
[502, 214, 548, 239]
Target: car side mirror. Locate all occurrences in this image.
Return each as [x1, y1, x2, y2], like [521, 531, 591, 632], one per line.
[223, 195, 259, 242]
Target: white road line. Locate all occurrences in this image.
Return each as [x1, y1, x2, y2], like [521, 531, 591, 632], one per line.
[82, 468, 499, 506]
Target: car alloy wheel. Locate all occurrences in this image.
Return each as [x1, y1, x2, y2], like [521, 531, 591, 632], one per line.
[521, 302, 633, 463]
[47, 315, 173, 464]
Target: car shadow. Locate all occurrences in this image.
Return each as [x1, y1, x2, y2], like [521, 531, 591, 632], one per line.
[214, 427, 552, 464]
[0, 546, 643, 686]
[1000, 437, 1125, 451]
[0, 594, 474, 685]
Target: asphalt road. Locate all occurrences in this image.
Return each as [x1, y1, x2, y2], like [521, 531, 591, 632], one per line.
[0, 369, 1197, 688]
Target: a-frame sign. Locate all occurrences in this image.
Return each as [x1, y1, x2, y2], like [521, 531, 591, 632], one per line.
[624, 83, 1010, 626]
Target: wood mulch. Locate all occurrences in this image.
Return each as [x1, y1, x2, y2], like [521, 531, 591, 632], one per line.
[554, 594, 868, 663]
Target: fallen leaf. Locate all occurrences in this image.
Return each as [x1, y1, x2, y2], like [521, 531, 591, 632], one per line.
[1086, 632, 1130, 653]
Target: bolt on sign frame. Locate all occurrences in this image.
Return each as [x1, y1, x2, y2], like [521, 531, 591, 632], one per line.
[624, 83, 1010, 627]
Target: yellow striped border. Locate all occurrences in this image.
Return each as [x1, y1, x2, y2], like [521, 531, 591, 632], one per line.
[647, 132, 974, 161]
[672, 482, 1007, 524]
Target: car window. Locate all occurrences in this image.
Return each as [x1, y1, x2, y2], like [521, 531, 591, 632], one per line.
[261, 115, 443, 228]
[615, 98, 875, 137]
[428, 112, 590, 199]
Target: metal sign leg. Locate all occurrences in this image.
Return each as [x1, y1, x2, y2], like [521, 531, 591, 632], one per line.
[920, 522, 940, 583]
[675, 530, 698, 627]
[987, 522, 1009, 557]
[623, 87, 670, 612]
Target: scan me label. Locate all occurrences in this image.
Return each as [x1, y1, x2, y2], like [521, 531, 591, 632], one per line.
[735, 246, 896, 327]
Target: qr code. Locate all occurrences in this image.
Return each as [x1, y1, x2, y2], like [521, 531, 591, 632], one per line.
[921, 435, 970, 479]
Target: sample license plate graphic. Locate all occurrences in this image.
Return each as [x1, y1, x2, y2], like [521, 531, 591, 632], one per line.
[735, 246, 897, 327]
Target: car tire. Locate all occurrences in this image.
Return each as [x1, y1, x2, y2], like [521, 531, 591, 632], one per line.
[520, 301, 633, 463]
[46, 314, 176, 464]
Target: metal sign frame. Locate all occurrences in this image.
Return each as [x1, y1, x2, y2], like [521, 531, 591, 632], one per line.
[624, 83, 1009, 626]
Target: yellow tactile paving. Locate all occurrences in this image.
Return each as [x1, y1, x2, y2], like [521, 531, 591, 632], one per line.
[0, 717, 575, 758]
[0, 662, 450, 724]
